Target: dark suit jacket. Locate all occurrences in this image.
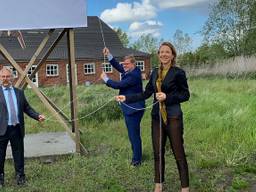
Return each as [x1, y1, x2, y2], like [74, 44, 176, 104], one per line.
[126, 66, 190, 117]
[0, 87, 39, 137]
[106, 58, 145, 115]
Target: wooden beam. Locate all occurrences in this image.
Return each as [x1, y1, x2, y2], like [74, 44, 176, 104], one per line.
[0, 43, 75, 139]
[67, 28, 81, 153]
[21, 29, 67, 89]
[0, 32, 87, 155]
[40, 90, 71, 123]
[40, 89, 84, 136]
[15, 29, 55, 87]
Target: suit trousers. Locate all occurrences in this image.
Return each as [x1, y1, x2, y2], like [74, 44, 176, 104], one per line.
[0, 125, 25, 176]
[124, 111, 144, 162]
[152, 116, 189, 188]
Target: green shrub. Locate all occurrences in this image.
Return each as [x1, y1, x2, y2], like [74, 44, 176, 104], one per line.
[78, 98, 122, 124]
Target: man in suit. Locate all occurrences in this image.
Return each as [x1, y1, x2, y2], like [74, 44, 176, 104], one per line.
[0, 67, 45, 187]
[100, 47, 145, 167]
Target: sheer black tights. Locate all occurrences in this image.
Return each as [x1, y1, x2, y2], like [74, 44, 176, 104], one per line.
[152, 116, 189, 188]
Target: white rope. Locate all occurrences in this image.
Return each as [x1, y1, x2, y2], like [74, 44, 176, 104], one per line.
[41, 16, 109, 122]
[45, 97, 115, 123]
[98, 17, 106, 49]
[41, 78, 102, 122]
[44, 97, 158, 123]
[75, 98, 114, 121]
[42, 18, 160, 124]
[24, 18, 108, 124]
[159, 104, 163, 184]
[119, 100, 159, 111]
[98, 17, 106, 64]
[38, 16, 115, 123]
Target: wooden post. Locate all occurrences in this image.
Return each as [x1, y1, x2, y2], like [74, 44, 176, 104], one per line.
[67, 28, 80, 153]
[0, 43, 74, 137]
[15, 29, 55, 87]
[21, 29, 66, 89]
[0, 31, 87, 154]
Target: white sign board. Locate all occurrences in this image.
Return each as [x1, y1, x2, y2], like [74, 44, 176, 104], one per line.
[0, 0, 87, 31]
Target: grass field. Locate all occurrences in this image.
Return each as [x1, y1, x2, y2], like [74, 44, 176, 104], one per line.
[3, 77, 256, 192]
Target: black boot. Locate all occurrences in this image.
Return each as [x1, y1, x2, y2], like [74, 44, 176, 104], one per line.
[16, 174, 26, 186]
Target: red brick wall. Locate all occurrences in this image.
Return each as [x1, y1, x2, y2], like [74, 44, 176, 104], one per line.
[38, 61, 67, 86]
[0, 56, 151, 87]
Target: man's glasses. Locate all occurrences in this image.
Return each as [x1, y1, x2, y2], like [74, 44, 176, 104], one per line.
[0, 75, 12, 78]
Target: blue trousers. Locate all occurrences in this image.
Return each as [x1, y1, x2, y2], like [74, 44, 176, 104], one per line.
[124, 111, 144, 162]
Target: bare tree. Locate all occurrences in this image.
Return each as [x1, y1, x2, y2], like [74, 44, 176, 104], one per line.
[202, 0, 256, 56]
[173, 29, 192, 55]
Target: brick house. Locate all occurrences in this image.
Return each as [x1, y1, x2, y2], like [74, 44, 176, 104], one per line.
[0, 16, 151, 87]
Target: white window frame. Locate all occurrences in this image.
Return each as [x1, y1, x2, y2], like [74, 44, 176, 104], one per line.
[102, 62, 112, 73]
[84, 63, 95, 75]
[6, 66, 18, 78]
[27, 65, 38, 87]
[136, 61, 145, 71]
[46, 64, 59, 77]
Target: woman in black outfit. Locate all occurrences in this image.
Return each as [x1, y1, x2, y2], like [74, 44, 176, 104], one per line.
[116, 42, 190, 192]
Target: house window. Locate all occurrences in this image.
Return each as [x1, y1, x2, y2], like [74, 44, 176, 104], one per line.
[27, 65, 38, 87]
[46, 64, 59, 76]
[102, 63, 112, 73]
[136, 61, 145, 71]
[6, 66, 18, 78]
[84, 63, 95, 74]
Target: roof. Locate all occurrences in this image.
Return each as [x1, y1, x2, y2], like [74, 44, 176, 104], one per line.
[0, 16, 149, 62]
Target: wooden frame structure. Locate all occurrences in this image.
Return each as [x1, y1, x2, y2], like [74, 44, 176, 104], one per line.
[0, 28, 87, 154]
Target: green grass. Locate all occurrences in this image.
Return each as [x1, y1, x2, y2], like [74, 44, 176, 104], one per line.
[3, 78, 256, 191]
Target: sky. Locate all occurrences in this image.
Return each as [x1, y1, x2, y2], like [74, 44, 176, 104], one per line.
[87, 0, 213, 50]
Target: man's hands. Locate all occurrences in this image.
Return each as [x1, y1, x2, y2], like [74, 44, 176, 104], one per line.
[100, 72, 108, 80]
[115, 95, 126, 102]
[115, 92, 166, 104]
[38, 114, 45, 122]
[103, 47, 110, 56]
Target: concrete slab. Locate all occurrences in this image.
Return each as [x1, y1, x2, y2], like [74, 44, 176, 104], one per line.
[6, 132, 76, 159]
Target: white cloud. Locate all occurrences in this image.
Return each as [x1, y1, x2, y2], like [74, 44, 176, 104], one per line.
[128, 20, 163, 38]
[149, 0, 208, 9]
[100, 0, 156, 23]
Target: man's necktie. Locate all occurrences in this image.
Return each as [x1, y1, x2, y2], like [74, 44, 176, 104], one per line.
[7, 88, 18, 125]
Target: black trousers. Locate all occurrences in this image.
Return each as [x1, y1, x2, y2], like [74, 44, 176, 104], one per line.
[0, 125, 24, 176]
[152, 116, 189, 188]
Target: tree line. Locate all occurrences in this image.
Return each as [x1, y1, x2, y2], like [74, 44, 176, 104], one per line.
[116, 0, 256, 67]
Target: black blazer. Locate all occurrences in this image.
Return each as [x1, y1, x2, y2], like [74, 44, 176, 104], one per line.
[126, 66, 190, 117]
[0, 87, 39, 137]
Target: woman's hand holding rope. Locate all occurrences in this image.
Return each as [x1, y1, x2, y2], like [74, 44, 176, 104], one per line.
[156, 92, 166, 102]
